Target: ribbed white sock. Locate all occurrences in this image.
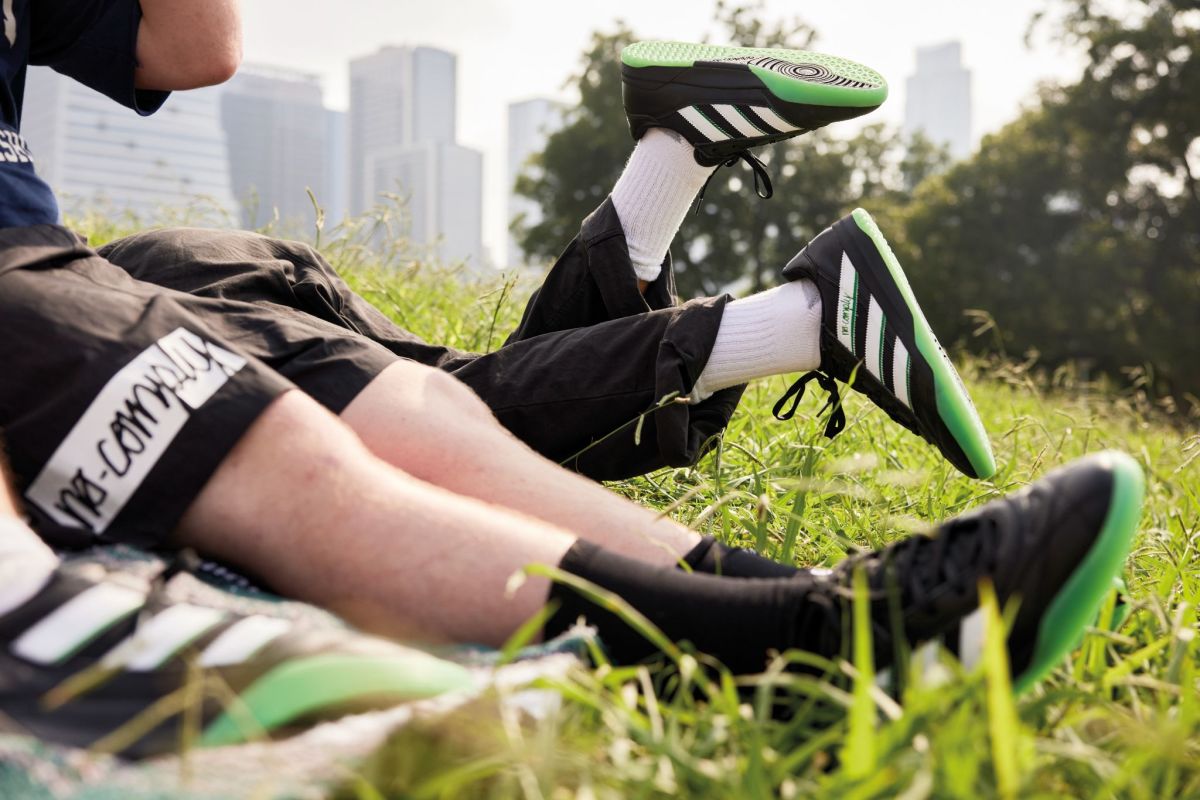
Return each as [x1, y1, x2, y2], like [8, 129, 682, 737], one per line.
[691, 280, 823, 402]
[0, 517, 58, 616]
[611, 128, 715, 283]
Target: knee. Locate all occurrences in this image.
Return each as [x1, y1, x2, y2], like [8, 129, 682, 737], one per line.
[424, 369, 494, 424]
[372, 361, 495, 425]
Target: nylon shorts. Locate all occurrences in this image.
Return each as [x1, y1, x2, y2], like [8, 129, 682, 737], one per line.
[0, 225, 399, 550]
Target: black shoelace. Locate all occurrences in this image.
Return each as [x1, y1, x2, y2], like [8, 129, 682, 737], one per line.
[886, 517, 999, 611]
[695, 151, 774, 211]
[773, 371, 846, 438]
[830, 516, 1000, 644]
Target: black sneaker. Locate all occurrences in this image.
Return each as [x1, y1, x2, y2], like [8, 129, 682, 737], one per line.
[777, 208, 996, 479]
[0, 558, 473, 758]
[621, 41, 887, 191]
[810, 451, 1145, 693]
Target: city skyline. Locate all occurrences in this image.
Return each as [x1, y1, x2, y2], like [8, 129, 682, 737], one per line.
[19, 2, 1086, 269]
[350, 45, 485, 269]
[241, 0, 1085, 270]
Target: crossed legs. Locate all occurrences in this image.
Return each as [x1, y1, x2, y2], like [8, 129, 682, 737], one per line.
[340, 360, 701, 562]
[175, 387, 689, 647]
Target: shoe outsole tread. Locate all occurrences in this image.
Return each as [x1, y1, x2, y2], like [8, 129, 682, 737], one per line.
[622, 41, 888, 109]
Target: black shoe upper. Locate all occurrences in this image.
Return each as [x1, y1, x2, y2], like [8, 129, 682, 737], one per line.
[781, 214, 980, 478]
[808, 455, 1119, 677]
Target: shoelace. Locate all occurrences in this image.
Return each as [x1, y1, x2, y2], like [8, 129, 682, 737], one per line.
[695, 151, 774, 211]
[772, 371, 846, 438]
[896, 520, 998, 609]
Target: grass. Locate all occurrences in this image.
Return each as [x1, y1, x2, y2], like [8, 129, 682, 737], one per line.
[76, 213, 1200, 799]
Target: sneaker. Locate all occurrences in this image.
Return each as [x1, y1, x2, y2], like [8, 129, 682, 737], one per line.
[812, 451, 1145, 693]
[621, 41, 887, 191]
[0, 557, 474, 758]
[777, 208, 996, 479]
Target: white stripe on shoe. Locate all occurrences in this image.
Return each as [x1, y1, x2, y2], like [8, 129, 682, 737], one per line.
[12, 583, 144, 665]
[0, 519, 57, 617]
[836, 251, 858, 353]
[199, 616, 291, 667]
[102, 604, 226, 672]
[893, 340, 912, 409]
[679, 106, 731, 142]
[957, 606, 987, 671]
[752, 106, 800, 134]
[864, 298, 885, 383]
[714, 104, 766, 138]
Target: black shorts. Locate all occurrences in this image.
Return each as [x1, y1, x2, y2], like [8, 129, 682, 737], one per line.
[0, 225, 399, 550]
[1, 200, 740, 552]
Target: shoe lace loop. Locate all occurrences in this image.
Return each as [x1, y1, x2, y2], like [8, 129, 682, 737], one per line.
[885, 517, 1000, 611]
[694, 151, 774, 212]
[773, 371, 846, 438]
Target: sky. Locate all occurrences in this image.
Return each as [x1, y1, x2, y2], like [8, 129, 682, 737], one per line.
[241, 0, 1087, 266]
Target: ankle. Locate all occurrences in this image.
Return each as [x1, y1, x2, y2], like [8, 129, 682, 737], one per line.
[692, 280, 822, 401]
[681, 536, 799, 578]
[611, 129, 714, 283]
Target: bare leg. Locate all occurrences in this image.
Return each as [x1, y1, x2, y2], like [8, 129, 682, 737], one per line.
[0, 471, 16, 516]
[177, 390, 684, 647]
[341, 361, 702, 561]
[0, 456, 58, 601]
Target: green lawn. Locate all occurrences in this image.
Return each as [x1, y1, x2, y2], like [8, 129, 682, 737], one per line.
[78, 216, 1200, 798]
[339, 257, 1198, 800]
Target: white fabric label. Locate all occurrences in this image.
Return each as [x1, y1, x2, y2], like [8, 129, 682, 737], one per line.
[25, 328, 246, 535]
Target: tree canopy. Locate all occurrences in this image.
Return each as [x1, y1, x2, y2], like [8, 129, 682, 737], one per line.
[515, 0, 1199, 406]
[513, 2, 943, 297]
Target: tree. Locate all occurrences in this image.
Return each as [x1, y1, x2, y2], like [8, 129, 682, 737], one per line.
[513, 2, 941, 297]
[892, 0, 1200, 404]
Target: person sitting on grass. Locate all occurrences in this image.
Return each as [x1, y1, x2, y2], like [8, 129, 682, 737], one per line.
[0, 0, 1147, 757]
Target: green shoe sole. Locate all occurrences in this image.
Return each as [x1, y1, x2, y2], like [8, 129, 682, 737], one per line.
[1013, 451, 1145, 694]
[622, 41, 888, 109]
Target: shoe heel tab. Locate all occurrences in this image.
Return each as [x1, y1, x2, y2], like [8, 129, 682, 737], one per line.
[782, 248, 816, 281]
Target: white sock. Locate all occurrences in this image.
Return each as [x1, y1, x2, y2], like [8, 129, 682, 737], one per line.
[691, 280, 823, 402]
[611, 128, 715, 284]
[0, 516, 58, 616]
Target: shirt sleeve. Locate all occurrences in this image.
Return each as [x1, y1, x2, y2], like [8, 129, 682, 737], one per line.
[28, 0, 169, 116]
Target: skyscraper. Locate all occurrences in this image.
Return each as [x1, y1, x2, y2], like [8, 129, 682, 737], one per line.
[507, 98, 565, 268]
[904, 42, 972, 160]
[348, 45, 485, 269]
[21, 67, 237, 220]
[220, 66, 330, 229]
[348, 45, 456, 215]
[324, 109, 350, 228]
[365, 142, 483, 268]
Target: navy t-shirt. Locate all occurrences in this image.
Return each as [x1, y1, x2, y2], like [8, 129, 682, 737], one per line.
[1, 0, 169, 228]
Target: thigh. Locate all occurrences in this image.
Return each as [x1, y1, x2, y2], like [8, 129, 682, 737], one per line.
[0, 228, 293, 550]
[99, 227, 471, 369]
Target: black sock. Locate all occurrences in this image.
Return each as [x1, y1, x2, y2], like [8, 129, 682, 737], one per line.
[546, 540, 839, 674]
[680, 536, 801, 579]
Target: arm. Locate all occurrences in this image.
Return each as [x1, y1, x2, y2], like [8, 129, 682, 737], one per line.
[135, 0, 243, 91]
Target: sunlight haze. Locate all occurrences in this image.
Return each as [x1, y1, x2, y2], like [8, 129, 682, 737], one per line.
[241, 0, 1084, 265]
